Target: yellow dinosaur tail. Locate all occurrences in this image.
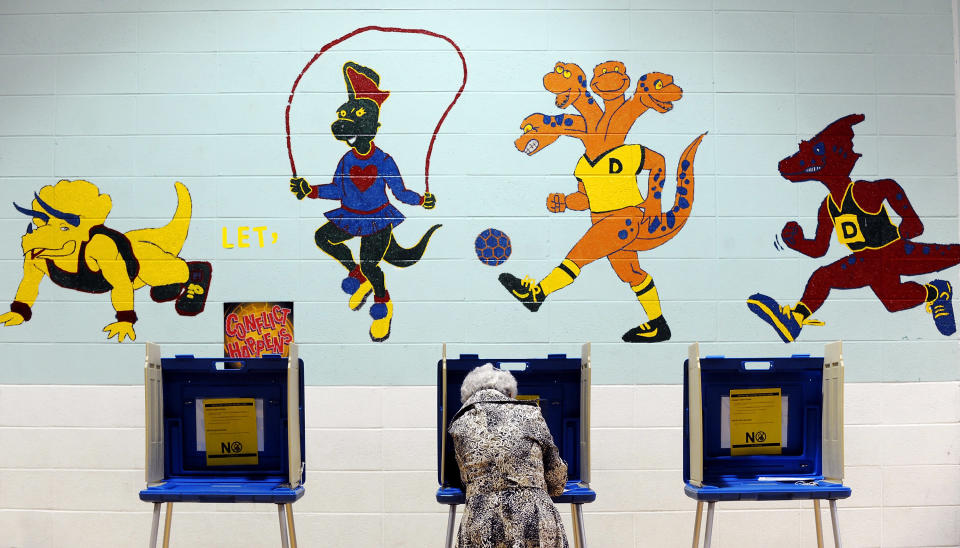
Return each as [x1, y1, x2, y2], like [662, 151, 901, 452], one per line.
[126, 181, 192, 255]
[631, 132, 706, 252]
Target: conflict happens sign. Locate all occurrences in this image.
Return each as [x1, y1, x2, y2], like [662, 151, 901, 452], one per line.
[224, 302, 293, 358]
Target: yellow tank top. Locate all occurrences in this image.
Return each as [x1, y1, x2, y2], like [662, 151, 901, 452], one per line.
[574, 144, 646, 213]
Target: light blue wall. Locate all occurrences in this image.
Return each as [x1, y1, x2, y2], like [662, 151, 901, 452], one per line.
[0, 1, 957, 385]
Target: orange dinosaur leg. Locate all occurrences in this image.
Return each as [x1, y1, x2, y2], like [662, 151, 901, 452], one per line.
[606, 249, 648, 287]
[566, 207, 645, 268]
[535, 207, 644, 298]
[607, 248, 671, 342]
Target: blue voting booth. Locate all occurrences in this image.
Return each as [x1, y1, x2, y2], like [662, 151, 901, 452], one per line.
[139, 343, 305, 548]
[683, 342, 850, 548]
[436, 343, 595, 548]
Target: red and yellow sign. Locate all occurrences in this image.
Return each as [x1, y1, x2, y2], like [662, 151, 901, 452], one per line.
[223, 302, 293, 358]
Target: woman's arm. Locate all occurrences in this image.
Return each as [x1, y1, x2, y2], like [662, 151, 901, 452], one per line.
[531, 411, 567, 497]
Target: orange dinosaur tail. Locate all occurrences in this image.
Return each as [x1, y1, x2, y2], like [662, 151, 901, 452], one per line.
[629, 132, 706, 252]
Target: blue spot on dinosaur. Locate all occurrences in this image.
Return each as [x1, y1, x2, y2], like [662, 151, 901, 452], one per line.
[676, 186, 688, 195]
[681, 160, 690, 170]
[618, 230, 628, 240]
[666, 211, 676, 228]
[564, 117, 573, 126]
[648, 217, 661, 233]
[905, 243, 914, 254]
[678, 196, 689, 209]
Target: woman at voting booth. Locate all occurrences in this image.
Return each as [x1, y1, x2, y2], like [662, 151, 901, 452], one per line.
[448, 363, 569, 548]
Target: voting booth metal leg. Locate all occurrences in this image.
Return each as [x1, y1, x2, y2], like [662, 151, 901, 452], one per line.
[444, 504, 457, 548]
[571, 503, 587, 548]
[278, 504, 290, 548]
[149, 502, 161, 548]
[162, 503, 173, 548]
[829, 499, 842, 548]
[691, 501, 704, 548]
[702, 502, 715, 548]
[814, 499, 825, 548]
[284, 503, 299, 548]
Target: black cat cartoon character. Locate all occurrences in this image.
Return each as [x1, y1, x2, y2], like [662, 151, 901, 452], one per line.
[291, 62, 440, 342]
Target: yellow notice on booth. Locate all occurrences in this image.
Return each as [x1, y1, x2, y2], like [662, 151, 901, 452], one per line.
[730, 388, 782, 456]
[203, 398, 259, 466]
[517, 394, 541, 407]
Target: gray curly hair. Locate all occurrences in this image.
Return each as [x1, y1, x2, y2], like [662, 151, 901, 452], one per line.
[460, 363, 518, 403]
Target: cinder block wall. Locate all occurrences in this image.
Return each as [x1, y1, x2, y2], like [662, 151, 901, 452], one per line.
[1, 1, 958, 547]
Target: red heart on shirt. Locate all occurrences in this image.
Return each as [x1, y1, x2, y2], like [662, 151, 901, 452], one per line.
[349, 165, 378, 192]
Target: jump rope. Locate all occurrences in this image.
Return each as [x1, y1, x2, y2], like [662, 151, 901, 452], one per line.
[284, 26, 468, 194]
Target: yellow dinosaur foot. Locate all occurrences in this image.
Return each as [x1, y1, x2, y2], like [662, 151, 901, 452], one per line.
[103, 321, 136, 343]
[342, 266, 373, 310]
[369, 295, 393, 343]
[349, 280, 374, 311]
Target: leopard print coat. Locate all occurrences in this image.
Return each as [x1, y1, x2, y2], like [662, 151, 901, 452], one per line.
[449, 388, 569, 548]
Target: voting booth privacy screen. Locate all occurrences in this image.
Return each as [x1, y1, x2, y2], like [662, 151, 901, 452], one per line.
[683, 342, 848, 501]
[141, 343, 305, 503]
[437, 344, 592, 494]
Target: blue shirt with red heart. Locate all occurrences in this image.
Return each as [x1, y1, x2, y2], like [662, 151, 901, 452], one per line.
[309, 144, 423, 236]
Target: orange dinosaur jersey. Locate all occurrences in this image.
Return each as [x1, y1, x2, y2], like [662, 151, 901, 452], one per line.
[574, 144, 646, 213]
[827, 183, 900, 251]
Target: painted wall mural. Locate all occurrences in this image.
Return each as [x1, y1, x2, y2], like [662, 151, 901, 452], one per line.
[285, 27, 467, 343]
[748, 114, 960, 342]
[1, 180, 211, 342]
[500, 60, 706, 343]
[475, 228, 513, 267]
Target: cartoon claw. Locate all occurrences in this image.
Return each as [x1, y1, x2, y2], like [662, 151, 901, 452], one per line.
[523, 139, 540, 155]
[103, 321, 136, 343]
[0, 311, 25, 326]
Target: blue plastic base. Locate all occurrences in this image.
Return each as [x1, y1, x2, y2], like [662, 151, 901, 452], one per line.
[437, 481, 596, 505]
[684, 480, 851, 502]
[140, 478, 305, 503]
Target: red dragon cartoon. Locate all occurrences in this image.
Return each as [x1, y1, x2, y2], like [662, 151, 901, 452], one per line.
[499, 60, 706, 342]
[748, 114, 959, 342]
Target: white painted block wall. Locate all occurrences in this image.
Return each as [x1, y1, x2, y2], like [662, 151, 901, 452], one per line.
[1, 383, 958, 547]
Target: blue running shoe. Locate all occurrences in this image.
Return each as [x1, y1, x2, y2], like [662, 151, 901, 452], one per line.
[746, 293, 822, 343]
[926, 280, 956, 336]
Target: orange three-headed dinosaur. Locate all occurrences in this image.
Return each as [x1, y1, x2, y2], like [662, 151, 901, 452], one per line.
[500, 60, 705, 343]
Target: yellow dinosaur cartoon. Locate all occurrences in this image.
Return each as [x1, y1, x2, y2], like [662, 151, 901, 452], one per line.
[2, 179, 212, 342]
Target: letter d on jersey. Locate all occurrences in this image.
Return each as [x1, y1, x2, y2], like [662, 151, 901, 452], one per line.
[609, 157, 623, 174]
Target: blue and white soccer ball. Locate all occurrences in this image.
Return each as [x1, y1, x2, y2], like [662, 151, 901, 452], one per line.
[475, 228, 512, 266]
